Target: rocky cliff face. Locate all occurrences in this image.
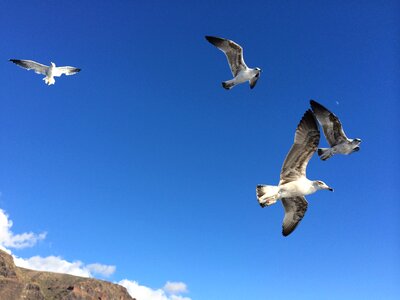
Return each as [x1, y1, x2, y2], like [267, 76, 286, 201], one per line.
[0, 249, 135, 300]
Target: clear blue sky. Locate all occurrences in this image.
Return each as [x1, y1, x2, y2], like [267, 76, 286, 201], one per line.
[1, 0, 399, 299]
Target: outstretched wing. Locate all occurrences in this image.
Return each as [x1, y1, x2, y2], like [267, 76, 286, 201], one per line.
[310, 100, 348, 146]
[281, 196, 308, 236]
[9, 59, 48, 75]
[280, 110, 320, 185]
[205, 36, 247, 77]
[53, 66, 81, 77]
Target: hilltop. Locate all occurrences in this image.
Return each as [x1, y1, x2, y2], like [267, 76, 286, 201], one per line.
[0, 249, 135, 300]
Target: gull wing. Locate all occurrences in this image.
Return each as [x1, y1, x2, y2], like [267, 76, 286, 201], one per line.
[9, 59, 48, 75]
[53, 66, 81, 77]
[249, 72, 260, 89]
[205, 36, 247, 77]
[281, 196, 308, 236]
[280, 110, 320, 185]
[310, 100, 348, 146]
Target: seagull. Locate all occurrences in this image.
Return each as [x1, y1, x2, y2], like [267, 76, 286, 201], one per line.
[9, 59, 81, 85]
[205, 36, 261, 90]
[256, 110, 333, 236]
[310, 100, 362, 160]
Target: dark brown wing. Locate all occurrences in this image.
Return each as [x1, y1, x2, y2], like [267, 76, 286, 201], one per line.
[281, 196, 308, 236]
[205, 36, 247, 77]
[310, 100, 348, 146]
[280, 110, 320, 185]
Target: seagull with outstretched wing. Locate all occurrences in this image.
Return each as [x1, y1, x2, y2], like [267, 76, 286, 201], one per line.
[9, 59, 81, 85]
[205, 36, 261, 90]
[256, 110, 333, 236]
[310, 100, 362, 160]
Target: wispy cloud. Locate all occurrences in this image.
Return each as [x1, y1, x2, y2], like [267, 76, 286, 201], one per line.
[86, 263, 116, 277]
[119, 280, 191, 300]
[13, 255, 116, 278]
[0, 208, 46, 249]
[163, 281, 188, 294]
[13, 255, 92, 277]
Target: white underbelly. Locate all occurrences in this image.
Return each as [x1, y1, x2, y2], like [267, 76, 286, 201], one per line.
[279, 179, 315, 198]
[234, 70, 252, 83]
[333, 143, 354, 154]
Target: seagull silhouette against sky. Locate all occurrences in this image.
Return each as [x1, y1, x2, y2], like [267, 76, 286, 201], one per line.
[205, 36, 261, 90]
[256, 110, 333, 236]
[9, 59, 81, 85]
[310, 100, 362, 160]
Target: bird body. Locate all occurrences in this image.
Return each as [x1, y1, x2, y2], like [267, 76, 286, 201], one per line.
[279, 177, 319, 198]
[9, 59, 81, 85]
[205, 36, 261, 89]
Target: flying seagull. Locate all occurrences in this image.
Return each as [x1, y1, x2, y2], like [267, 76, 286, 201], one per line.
[256, 110, 333, 236]
[310, 100, 362, 160]
[205, 36, 261, 90]
[9, 59, 81, 85]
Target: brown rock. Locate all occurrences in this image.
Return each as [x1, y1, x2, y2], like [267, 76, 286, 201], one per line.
[0, 249, 135, 300]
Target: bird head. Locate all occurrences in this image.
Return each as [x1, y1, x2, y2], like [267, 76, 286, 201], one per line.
[50, 62, 56, 67]
[314, 180, 333, 192]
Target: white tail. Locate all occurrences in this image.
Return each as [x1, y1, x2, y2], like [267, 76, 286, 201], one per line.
[43, 76, 55, 85]
[256, 185, 280, 207]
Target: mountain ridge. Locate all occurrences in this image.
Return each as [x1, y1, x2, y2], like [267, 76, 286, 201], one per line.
[0, 249, 135, 300]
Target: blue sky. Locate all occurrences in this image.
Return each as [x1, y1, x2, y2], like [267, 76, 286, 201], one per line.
[0, 1, 399, 299]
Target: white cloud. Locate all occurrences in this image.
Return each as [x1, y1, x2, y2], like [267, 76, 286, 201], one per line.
[13, 255, 116, 278]
[13, 255, 91, 277]
[86, 263, 116, 277]
[163, 281, 188, 294]
[119, 280, 191, 300]
[0, 208, 46, 249]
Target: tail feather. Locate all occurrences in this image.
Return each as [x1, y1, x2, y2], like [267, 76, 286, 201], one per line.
[317, 148, 333, 161]
[222, 81, 235, 90]
[43, 76, 55, 85]
[256, 185, 280, 208]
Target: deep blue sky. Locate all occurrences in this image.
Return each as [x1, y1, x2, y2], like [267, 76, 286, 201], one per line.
[1, 0, 399, 299]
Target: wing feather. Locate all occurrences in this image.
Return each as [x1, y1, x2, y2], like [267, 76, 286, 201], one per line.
[310, 100, 348, 146]
[53, 66, 81, 77]
[280, 110, 320, 185]
[281, 196, 308, 236]
[205, 36, 247, 77]
[249, 73, 260, 89]
[9, 59, 48, 75]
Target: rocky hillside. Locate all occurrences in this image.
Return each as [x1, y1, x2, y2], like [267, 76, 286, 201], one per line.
[0, 249, 135, 300]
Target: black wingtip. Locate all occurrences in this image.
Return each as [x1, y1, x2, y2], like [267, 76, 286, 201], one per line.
[303, 109, 315, 120]
[310, 99, 329, 113]
[205, 35, 224, 45]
